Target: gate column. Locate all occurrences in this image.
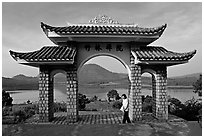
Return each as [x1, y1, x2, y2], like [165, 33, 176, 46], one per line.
[39, 66, 54, 122]
[66, 66, 78, 123]
[153, 67, 168, 120]
[129, 55, 142, 122]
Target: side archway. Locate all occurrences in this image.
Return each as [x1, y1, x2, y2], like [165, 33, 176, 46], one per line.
[141, 68, 157, 118]
[141, 67, 168, 120]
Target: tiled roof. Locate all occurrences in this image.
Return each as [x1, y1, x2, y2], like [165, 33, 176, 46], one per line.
[41, 22, 167, 37]
[132, 46, 196, 61]
[10, 46, 196, 65]
[9, 46, 76, 63]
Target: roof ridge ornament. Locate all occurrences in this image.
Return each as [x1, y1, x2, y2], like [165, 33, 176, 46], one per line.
[89, 15, 120, 25]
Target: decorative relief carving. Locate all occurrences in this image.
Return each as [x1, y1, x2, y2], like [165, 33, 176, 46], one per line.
[89, 15, 120, 24]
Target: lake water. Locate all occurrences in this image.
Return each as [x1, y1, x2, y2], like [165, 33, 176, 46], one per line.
[9, 87, 199, 104]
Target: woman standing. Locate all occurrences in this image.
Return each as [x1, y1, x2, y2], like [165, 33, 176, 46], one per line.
[120, 94, 131, 123]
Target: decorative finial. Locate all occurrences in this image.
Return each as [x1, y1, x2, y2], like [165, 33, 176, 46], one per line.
[89, 15, 120, 25]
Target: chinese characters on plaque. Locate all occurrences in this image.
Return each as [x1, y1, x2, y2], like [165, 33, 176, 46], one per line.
[106, 44, 112, 51]
[95, 44, 102, 51]
[85, 44, 91, 51]
[84, 44, 123, 52]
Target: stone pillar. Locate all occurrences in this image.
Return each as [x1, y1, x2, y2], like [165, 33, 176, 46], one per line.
[38, 67, 54, 122]
[129, 54, 142, 122]
[153, 68, 168, 120]
[66, 66, 78, 123]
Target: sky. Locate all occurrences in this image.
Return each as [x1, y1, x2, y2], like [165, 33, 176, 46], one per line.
[2, 2, 202, 78]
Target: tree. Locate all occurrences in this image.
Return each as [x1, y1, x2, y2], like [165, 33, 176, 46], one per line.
[107, 89, 120, 101]
[78, 93, 90, 110]
[193, 74, 202, 96]
[2, 89, 13, 107]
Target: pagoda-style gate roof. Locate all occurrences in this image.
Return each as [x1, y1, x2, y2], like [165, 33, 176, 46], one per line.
[9, 15, 196, 67]
[41, 15, 167, 44]
[41, 22, 166, 36]
[10, 45, 196, 67]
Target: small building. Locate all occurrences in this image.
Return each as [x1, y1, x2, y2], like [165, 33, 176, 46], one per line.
[9, 15, 196, 123]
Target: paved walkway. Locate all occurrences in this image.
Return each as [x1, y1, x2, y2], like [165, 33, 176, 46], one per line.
[27, 111, 164, 125]
[27, 111, 123, 125]
[26, 111, 183, 125]
[52, 112, 124, 124]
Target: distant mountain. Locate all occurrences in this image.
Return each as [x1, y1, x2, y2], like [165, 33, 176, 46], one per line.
[2, 64, 201, 91]
[2, 74, 38, 91]
[171, 73, 201, 79]
[168, 73, 201, 86]
[78, 64, 128, 84]
[12, 74, 38, 81]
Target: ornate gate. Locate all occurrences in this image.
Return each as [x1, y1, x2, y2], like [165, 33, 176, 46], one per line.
[10, 15, 196, 123]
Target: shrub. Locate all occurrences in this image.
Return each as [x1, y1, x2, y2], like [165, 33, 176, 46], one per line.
[53, 102, 67, 112]
[168, 98, 182, 106]
[193, 74, 202, 96]
[3, 104, 38, 124]
[2, 106, 12, 116]
[27, 109, 36, 118]
[2, 89, 13, 107]
[90, 95, 98, 102]
[142, 95, 145, 103]
[144, 95, 152, 103]
[2, 116, 16, 124]
[142, 102, 152, 113]
[78, 93, 90, 110]
[112, 101, 122, 109]
[168, 97, 202, 121]
[13, 110, 27, 123]
[142, 95, 153, 113]
[32, 104, 39, 114]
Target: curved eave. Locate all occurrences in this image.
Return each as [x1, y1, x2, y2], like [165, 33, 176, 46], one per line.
[9, 47, 76, 67]
[138, 60, 189, 66]
[41, 22, 167, 44]
[19, 62, 74, 68]
[132, 49, 196, 66]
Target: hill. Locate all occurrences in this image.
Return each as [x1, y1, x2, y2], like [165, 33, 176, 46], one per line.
[2, 74, 38, 91]
[168, 73, 201, 86]
[2, 64, 201, 91]
[78, 64, 127, 84]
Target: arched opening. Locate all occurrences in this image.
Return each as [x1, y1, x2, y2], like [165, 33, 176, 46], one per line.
[77, 55, 130, 121]
[50, 70, 67, 120]
[77, 53, 131, 81]
[141, 69, 156, 118]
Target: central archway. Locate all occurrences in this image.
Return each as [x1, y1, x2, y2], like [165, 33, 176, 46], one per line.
[78, 54, 131, 92]
[77, 54, 131, 121]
